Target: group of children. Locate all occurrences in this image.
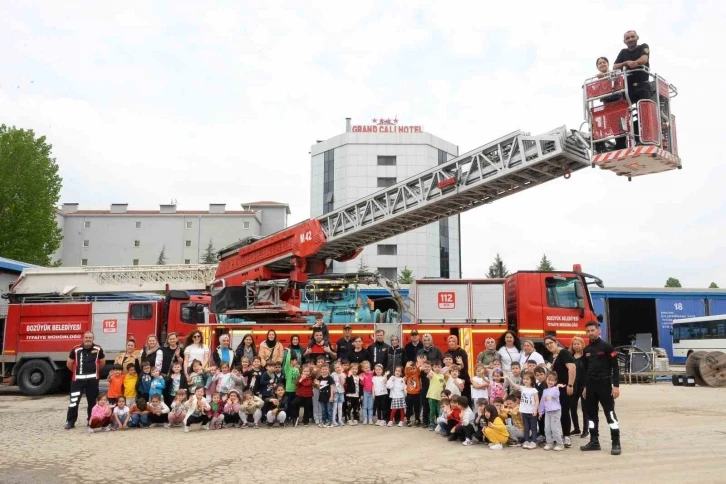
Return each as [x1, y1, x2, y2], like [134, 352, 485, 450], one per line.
[88, 344, 570, 451]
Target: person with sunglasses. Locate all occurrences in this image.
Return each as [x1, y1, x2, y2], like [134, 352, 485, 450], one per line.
[183, 330, 210, 373]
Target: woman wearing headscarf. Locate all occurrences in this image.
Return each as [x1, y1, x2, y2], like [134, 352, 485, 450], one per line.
[476, 337, 499, 366]
[416, 333, 444, 363]
[258, 329, 284, 366]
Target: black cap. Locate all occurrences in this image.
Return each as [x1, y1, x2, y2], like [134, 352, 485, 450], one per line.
[343, 324, 352, 329]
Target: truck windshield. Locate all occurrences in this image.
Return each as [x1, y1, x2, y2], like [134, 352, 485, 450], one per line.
[181, 303, 209, 324]
[545, 277, 580, 309]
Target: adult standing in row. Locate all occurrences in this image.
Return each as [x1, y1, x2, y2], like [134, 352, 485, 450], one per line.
[183, 330, 210, 372]
[65, 331, 105, 430]
[385, 335, 404, 375]
[235, 334, 257, 364]
[336, 325, 355, 361]
[417, 333, 443, 363]
[476, 337, 499, 366]
[569, 336, 588, 437]
[368, 329, 390, 368]
[518, 339, 545, 367]
[445, 335, 471, 399]
[403, 330, 423, 366]
[114, 338, 140, 373]
[213, 334, 236, 367]
[259, 330, 284, 366]
[497, 330, 521, 374]
[162, 332, 184, 374]
[348, 336, 368, 365]
[141, 335, 165, 373]
[544, 335, 577, 449]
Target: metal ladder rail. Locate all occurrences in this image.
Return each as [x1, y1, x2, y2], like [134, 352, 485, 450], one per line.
[314, 126, 590, 261]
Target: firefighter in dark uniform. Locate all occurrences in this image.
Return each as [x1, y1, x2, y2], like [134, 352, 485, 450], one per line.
[613, 30, 651, 150]
[580, 321, 621, 455]
[64, 331, 105, 430]
[613, 30, 651, 105]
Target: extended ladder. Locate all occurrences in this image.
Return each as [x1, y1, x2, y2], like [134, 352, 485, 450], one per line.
[315, 126, 589, 260]
[11, 264, 218, 295]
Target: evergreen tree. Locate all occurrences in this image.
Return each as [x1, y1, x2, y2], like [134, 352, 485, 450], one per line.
[536, 254, 555, 271]
[664, 277, 682, 288]
[398, 267, 415, 284]
[709, 282, 719, 289]
[357, 258, 368, 275]
[202, 239, 217, 264]
[487, 253, 509, 278]
[156, 246, 167, 265]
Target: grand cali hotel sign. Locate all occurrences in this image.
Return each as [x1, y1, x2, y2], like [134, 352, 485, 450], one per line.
[352, 117, 423, 134]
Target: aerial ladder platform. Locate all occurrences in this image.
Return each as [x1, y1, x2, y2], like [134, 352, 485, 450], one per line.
[10, 264, 218, 296]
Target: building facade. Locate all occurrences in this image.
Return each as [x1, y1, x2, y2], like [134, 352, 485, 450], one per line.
[310, 118, 461, 280]
[0, 256, 38, 320]
[53, 201, 290, 267]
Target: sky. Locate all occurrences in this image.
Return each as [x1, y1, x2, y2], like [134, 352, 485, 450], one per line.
[1, 0, 724, 288]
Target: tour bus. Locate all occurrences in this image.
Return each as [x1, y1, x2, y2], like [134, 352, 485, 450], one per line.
[671, 315, 726, 362]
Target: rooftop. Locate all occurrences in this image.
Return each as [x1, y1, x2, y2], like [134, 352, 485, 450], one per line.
[241, 201, 291, 214]
[0, 256, 40, 274]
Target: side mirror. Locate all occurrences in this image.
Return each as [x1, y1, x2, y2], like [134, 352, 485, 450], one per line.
[597, 314, 604, 324]
[574, 280, 584, 300]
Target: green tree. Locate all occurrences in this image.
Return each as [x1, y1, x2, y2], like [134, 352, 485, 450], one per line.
[709, 282, 719, 289]
[357, 257, 368, 275]
[536, 254, 555, 271]
[665, 277, 682, 288]
[156, 246, 167, 265]
[487, 253, 509, 278]
[0, 125, 62, 265]
[202, 239, 217, 264]
[398, 266, 415, 284]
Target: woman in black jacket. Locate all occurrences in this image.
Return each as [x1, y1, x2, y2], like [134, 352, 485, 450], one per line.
[385, 335, 404, 375]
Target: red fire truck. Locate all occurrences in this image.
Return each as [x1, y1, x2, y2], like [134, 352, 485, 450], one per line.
[2, 265, 217, 395]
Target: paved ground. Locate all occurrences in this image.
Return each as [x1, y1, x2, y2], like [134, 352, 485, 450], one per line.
[0, 383, 725, 483]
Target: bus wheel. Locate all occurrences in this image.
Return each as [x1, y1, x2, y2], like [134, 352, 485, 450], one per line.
[17, 360, 56, 396]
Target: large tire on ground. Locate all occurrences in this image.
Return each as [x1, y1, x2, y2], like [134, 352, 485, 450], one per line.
[16, 360, 56, 396]
[686, 351, 708, 387]
[50, 369, 70, 394]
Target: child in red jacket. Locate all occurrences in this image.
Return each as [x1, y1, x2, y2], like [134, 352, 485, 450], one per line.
[291, 366, 314, 426]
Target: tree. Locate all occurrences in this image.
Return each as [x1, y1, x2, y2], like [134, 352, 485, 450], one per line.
[536, 254, 555, 271]
[664, 277, 682, 288]
[709, 282, 719, 289]
[202, 239, 217, 264]
[156, 246, 167, 265]
[0, 125, 62, 265]
[487, 253, 509, 278]
[398, 266, 415, 284]
[357, 257, 368, 275]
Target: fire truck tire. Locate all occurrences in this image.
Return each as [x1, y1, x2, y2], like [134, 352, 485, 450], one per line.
[50, 370, 69, 393]
[17, 359, 56, 396]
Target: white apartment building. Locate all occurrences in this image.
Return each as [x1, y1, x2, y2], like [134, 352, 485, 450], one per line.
[310, 118, 461, 280]
[54, 201, 289, 267]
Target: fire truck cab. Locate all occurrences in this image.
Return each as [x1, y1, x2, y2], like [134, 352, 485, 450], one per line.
[582, 68, 681, 180]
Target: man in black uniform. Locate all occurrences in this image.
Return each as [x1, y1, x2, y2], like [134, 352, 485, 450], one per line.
[580, 321, 621, 455]
[65, 331, 105, 430]
[614, 30, 651, 105]
[335, 324, 354, 361]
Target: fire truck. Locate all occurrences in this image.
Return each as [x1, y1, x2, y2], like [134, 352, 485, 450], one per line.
[2, 264, 217, 395]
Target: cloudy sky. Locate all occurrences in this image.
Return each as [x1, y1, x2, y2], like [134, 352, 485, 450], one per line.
[2, 1, 724, 288]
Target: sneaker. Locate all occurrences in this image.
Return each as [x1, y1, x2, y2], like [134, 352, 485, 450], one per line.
[406, 420, 413, 427]
[253, 423, 260, 429]
[554, 444, 565, 451]
[164, 423, 171, 428]
[489, 443, 503, 450]
[580, 440, 601, 451]
[564, 436, 572, 448]
[203, 423, 210, 430]
[331, 423, 339, 427]
[87, 427, 94, 434]
[368, 420, 374, 426]
[267, 423, 274, 428]
[64, 422, 75, 430]
[398, 421, 404, 428]
[280, 423, 286, 429]
[463, 439, 473, 446]
[353, 420, 359, 425]
[102, 426, 111, 432]
[294, 417, 299, 428]
[508, 440, 521, 447]
[543, 443, 553, 451]
[447, 435, 458, 442]
[428, 425, 436, 431]
[324, 423, 332, 428]
[241, 422, 249, 429]
[414, 421, 422, 427]
[317, 423, 323, 428]
[183, 425, 190, 433]
[304, 423, 309, 427]
[572, 428, 581, 435]
[348, 420, 355, 426]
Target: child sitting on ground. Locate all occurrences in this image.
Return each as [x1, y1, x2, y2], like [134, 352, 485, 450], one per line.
[111, 395, 130, 430]
[184, 386, 211, 432]
[240, 390, 264, 428]
[167, 390, 188, 427]
[223, 389, 242, 428]
[434, 397, 452, 435]
[129, 397, 150, 428]
[483, 404, 509, 450]
[207, 392, 224, 429]
[88, 393, 113, 434]
[451, 396, 476, 445]
[444, 394, 462, 437]
[264, 384, 289, 427]
[147, 393, 169, 427]
[473, 398, 488, 443]
[501, 394, 525, 446]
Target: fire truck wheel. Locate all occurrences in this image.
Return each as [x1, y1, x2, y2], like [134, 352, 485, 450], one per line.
[17, 359, 56, 396]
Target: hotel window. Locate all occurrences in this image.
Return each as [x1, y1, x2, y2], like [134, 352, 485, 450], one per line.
[377, 244, 397, 256]
[82, 240, 90, 248]
[81, 259, 88, 266]
[377, 155, 396, 166]
[134, 240, 141, 247]
[377, 177, 396, 188]
[186, 221, 193, 229]
[185, 240, 192, 247]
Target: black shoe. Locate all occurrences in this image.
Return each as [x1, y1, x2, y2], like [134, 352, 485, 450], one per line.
[572, 428, 581, 435]
[611, 442, 622, 455]
[64, 422, 75, 430]
[580, 440, 601, 451]
[580, 429, 589, 438]
[447, 435, 458, 442]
